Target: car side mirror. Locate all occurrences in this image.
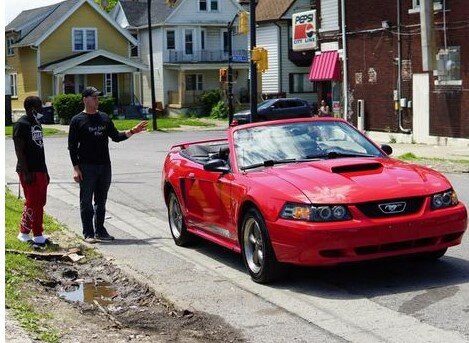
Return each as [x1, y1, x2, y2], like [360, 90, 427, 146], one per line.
[381, 144, 393, 155]
[204, 159, 230, 173]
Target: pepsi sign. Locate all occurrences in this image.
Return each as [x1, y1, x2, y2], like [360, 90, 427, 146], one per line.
[292, 10, 317, 51]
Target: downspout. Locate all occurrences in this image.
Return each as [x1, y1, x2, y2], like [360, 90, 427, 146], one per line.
[273, 22, 282, 94]
[340, 0, 348, 120]
[397, 0, 412, 133]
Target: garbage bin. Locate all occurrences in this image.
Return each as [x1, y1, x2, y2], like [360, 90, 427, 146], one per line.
[39, 105, 55, 124]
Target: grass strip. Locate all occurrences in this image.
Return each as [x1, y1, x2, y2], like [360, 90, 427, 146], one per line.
[5, 189, 62, 342]
[398, 152, 469, 164]
[5, 126, 63, 137]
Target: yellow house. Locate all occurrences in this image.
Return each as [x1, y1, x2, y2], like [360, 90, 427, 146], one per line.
[5, 0, 147, 113]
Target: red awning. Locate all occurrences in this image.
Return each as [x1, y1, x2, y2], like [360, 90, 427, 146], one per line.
[308, 51, 340, 81]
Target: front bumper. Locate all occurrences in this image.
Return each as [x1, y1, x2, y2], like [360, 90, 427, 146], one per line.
[268, 200, 467, 266]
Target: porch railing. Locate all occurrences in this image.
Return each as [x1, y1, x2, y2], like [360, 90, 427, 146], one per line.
[165, 49, 248, 63]
[168, 90, 203, 106]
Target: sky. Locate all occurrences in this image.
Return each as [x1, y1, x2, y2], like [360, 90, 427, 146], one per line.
[5, 0, 64, 25]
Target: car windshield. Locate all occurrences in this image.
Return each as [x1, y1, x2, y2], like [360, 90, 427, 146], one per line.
[257, 99, 276, 110]
[233, 121, 385, 170]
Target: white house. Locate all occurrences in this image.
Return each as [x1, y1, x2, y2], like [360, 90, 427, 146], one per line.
[111, 0, 250, 114]
[255, 0, 318, 106]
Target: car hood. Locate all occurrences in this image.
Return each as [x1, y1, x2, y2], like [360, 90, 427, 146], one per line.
[260, 157, 451, 203]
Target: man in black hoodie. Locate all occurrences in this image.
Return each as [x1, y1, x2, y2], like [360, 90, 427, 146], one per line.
[13, 96, 50, 247]
[68, 87, 147, 243]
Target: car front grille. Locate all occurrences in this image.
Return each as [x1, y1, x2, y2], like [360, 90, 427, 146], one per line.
[356, 197, 425, 218]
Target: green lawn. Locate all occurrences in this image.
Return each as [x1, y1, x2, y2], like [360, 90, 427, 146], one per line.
[5, 126, 63, 137]
[112, 117, 214, 131]
[5, 189, 63, 342]
[398, 152, 469, 164]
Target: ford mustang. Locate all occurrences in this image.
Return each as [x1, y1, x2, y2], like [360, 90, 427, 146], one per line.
[162, 118, 467, 283]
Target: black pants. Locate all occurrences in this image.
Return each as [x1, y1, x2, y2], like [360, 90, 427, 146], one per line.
[79, 163, 112, 238]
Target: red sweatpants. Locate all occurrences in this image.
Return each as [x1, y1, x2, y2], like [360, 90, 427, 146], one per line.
[18, 172, 48, 237]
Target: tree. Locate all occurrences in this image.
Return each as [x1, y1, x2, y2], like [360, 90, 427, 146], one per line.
[95, 0, 118, 12]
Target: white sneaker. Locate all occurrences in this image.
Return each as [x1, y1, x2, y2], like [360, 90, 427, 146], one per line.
[17, 232, 31, 242]
[33, 235, 47, 244]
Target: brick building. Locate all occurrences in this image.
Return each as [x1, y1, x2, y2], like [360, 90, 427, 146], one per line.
[344, 0, 468, 143]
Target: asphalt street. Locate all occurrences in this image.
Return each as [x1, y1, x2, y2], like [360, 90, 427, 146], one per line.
[5, 130, 469, 342]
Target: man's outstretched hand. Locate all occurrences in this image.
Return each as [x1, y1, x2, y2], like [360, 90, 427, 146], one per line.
[131, 121, 148, 134]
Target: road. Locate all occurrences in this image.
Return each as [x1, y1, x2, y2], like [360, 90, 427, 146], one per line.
[5, 130, 469, 342]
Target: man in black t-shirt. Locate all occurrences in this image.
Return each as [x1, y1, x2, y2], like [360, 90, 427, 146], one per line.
[68, 87, 147, 243]
[13, 96, 51, 247]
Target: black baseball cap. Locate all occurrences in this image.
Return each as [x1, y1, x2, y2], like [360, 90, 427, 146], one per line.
[82, 86, 103, 97]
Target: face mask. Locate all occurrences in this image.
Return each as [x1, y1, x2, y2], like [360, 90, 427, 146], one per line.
[32, 109, 44, 121]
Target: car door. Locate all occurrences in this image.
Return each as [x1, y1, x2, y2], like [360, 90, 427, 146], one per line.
[183, 166, 234, 242]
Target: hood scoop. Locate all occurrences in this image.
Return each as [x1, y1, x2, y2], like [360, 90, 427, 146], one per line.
[331, 162, 383, 174]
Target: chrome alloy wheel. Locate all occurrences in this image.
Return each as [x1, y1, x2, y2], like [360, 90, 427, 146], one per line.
[243, 217, 264, 274]
[169, 194, 183, 239]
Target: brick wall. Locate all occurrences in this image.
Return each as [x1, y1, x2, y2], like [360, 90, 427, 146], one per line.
[344, 0, 468, 138]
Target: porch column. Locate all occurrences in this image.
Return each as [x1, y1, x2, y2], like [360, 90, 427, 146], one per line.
[54, 74, 64, 95]
[178, 71, 185, 106]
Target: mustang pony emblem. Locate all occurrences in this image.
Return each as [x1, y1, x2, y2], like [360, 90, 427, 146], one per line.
[378, 202, 406, 214]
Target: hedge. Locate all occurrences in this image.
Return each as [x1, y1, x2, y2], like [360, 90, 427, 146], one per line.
[53, 94, 115, 124]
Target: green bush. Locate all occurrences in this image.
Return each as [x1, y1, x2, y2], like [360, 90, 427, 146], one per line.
[98, 96, 115, 117]
[53, 94, 115, 124]
[198, 90, 221, 116]
[53, 94, 83, 124]
[210, 101, 228, 119]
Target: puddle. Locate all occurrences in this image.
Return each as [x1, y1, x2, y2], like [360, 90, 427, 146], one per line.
[59, 282, 117, 305]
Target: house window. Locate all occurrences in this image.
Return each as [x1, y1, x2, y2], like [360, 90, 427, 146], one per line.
[211, 0, 218, 11]
[410, 0, 442, 12]
[9, 73, 17, 98]
[185, 30, 193, 55]
[201, 30, 206, 50]
[199, 0, 207, 11]
[185, 74, 203, 91]
[7, 37, 15, 56]
[289, 73, 317, 93]
[130, 33, 139, 57]
[199, 0, 218, 11]
[73, 28, 97, 51]
[222, 30, 229, 53]
[105, 74, 113, 95]
[436, 46, 461, 83]
[167, 30, 175, 50]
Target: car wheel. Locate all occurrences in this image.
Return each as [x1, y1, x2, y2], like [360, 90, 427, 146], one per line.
[241, 207, 282, 283]
[168, 191, 193, 246]
[419, 248, 447, 260]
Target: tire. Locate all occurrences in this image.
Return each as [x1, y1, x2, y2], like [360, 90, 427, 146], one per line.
[241, 207, 283, 283]
[168, 191, 193, 246]
[419, 248, 447, 260]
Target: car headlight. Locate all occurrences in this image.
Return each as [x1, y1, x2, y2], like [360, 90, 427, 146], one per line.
[431, 189, 458, 210]
[280, 203, 351, 222]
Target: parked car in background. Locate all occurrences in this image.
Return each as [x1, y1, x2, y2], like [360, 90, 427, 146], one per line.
[233, 98, 312, 124]
[162, 118, 467, 283]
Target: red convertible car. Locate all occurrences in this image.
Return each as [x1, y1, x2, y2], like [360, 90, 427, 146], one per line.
[162, 118, 467, 283]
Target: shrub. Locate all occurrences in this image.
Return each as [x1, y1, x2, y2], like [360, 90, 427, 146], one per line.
[198, 90, 221, 116]
[210, 100, 228, 119]
[53, 94, 115, 124]
[53, 94, 83, 124]
[98, 96, 115, 117]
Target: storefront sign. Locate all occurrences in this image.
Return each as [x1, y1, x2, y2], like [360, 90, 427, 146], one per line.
[292, 10, 317, 51]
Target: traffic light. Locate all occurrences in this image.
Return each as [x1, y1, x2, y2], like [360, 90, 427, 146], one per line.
[238, 11, 249, 35]
[219, 68, 228, 82]
[251, 47, 268, 73]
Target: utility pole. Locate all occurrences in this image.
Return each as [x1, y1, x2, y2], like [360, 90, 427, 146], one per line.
[227, 18, 236, 125]
[147, 0, 157, 130]
[249, 0, 257, 123]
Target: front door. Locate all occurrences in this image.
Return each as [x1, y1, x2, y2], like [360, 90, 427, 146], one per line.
[64, 74, 85, 94]
[184, 29, 194, 61]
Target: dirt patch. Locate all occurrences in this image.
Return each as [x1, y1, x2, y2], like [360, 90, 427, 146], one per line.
[22, 241, 244, 342]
